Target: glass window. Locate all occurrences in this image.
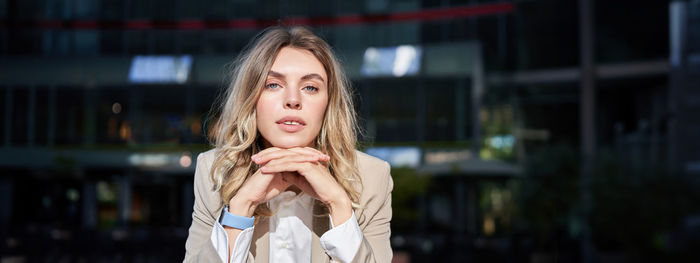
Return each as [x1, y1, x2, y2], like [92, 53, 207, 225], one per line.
[9, 29, 42, 55]
[202, 30, 231, 54]
[192, 86, 218, 144]
[179, 31, 202, 54]
[74, 0, 98, 19]
[10, 87, 28, 146]
[34, 86, 50, 146]
[369, 78, 418, 142]
[425, 78, 457, 141]
[0, 86, 5, 144]
[137, 85, 187, 144]
[74, 30, 99, 55]
[55, 87, 84, 145]
[100, 0, 124, 20]
[100, 30, 123, 54]
[153, 30, 176, 55]
[96, 87, 130, 145]
[125, 31, 150, 54]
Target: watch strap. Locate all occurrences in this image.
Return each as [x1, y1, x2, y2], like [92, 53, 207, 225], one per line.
[221, 205, 255, 230]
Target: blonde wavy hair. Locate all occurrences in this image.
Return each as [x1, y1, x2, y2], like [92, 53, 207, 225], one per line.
[208, 26, 361, 219]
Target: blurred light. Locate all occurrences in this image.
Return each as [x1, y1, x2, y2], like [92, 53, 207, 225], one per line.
[670, 1, 685, 68]
[515, 129, 550, 141]
[112, 102, 122, 114]
[42, 196, 51, 208]
[66, 188, 80, 202]
[97, 181, 116, 202]
[421, 240, 433, 253]
[483, 216, 496, 236]
[180, 152, 192, 168]
[119, 121, 131, 140]
[128, 153, 170, 167]
[488, 135, 515, 149]
[365, 147, 421, 168]
[393, 45, 419, 76]
[128, 55, 192, 84]
[424, 149, 472, 164]
[392, 236, 406, 247]
[361, 45, 422, 77]
[190, 120, 202, 136]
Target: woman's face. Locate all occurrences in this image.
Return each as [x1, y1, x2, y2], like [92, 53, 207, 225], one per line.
[256, 46, 329, 149]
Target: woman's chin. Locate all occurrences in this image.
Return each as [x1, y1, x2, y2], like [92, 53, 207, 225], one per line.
[266, 138, 313, 149]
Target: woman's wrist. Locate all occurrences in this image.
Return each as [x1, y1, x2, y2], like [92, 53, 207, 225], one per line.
[228, 196, 257, 218]
[327, 195, 352, 226]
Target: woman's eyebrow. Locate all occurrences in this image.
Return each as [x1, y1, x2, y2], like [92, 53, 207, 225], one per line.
[301, 73, 325, 84]
[267, 70, 285, 79]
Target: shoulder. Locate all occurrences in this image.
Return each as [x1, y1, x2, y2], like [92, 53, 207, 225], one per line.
[353, 150, 393, 226]
[193, 149, 217, 189]
[354, 150, 392, 196]
[196, 148, 217, 166]
[355, 150, 390, 175]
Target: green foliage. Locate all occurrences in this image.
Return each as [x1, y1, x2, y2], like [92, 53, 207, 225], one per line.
[515, 143, 580, 248]
[390, 167, 430, 229]
[590, 150, 700, 255]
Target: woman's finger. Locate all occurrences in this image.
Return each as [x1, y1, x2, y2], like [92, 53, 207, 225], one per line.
[260, 160, 312, 175]
[251, 147, 282, 161]
[282, 172, 320, 200]
[253, 149, 306, 164]
[286, 147, 330, 162]
[253, 148, 326, 164]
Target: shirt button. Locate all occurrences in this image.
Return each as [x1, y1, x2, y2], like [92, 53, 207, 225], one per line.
[281, 242, 288, 248]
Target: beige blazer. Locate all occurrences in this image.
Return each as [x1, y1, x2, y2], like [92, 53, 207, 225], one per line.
[183, 149, 393, 263]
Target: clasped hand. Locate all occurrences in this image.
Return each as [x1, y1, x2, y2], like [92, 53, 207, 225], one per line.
[228, 147, 352, 225]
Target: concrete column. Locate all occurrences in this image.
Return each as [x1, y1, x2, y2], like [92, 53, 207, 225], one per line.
[416, 81, 426, 143]
[48, 86, 56, 147]
[466, 181, 477, 234]
[455, 78, 467, 142]
[579, 0, 596, 262]
[455, 179, 466, 234]
[117, 174, 132, 227]
[82, 180, 97, 229]
[471, 43, 484, 156]
[83, 87, 97, 146]
[3, 86, 11, 147]
[28, 85, 36, 148]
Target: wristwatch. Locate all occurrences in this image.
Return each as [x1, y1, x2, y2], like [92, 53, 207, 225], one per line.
[220, 205, 255, 229]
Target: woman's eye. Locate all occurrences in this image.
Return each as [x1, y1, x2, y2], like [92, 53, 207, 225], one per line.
[303, 86, 319, 92]
[266, 83, 281, 89]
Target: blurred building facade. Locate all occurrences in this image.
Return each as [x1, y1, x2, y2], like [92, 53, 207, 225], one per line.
[1, 0, 697, 262]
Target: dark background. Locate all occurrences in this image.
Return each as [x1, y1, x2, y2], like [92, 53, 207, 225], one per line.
[1, 0, 700, 262]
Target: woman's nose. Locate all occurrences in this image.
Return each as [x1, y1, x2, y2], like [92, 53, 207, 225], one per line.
[284, 89, 302, 110]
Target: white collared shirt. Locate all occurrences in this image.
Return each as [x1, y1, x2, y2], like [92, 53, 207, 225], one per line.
[211, 191, 363, 263]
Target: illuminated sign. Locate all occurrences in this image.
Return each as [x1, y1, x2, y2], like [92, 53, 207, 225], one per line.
[361, 45, 422, 77]
[128, 55, 193, 84]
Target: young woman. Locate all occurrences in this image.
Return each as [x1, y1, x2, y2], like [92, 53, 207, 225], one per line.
[183, 26, 393, 263]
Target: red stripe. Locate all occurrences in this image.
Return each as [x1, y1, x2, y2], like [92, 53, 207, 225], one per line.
[178, 19, 205, 30]
[73, 20, 98, 29]
[0, 3, 514, 30]
[125, 20, 152, 29]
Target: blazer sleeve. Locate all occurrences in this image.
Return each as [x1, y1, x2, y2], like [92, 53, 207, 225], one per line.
[351, 161, 394, 263]
[180, 152, 217, 262]
[183, 152, 255, 263]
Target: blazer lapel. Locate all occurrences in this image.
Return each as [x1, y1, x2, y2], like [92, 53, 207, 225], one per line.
[311, 201, 330, 263]
[251, 217, 270, 262]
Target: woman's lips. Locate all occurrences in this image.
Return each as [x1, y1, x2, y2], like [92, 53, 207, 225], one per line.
[275, 116, 306, 133]
[276, 121, 305, 132]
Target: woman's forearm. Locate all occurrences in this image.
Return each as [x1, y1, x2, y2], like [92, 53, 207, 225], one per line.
[225, 196, 257, 262]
